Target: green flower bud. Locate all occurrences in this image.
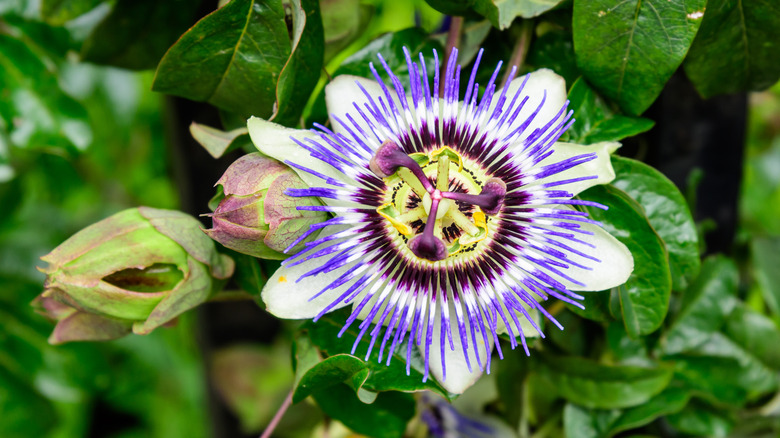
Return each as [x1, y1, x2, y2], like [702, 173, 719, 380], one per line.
[36, 207, 234, 342]
[204, 153, 327, 259]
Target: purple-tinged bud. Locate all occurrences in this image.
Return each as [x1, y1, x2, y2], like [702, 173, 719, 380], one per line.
[35, 207, 235, 342]
[205, 153, 327, 259]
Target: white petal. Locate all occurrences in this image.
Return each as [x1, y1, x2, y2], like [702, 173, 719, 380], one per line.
[247, 116, 353, 189]
[534, 141, 620, 196]
[260, 228, 356, 319]
[556, 217, 634, 292]
[325, 75, 385, 139]
[422, 303, 493, 394]
[496, 69, 568, 147]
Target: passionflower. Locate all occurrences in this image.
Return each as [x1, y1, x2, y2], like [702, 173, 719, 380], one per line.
[247, 48, 633, 394]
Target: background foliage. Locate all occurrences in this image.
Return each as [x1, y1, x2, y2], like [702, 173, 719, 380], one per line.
[2, 0, 780, 437]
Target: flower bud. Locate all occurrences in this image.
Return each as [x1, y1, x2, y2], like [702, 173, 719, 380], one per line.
[36, 207, 234, 342]
[204, 153, 327, 259]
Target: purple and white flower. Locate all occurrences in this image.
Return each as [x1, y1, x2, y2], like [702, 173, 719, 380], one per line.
[247, 48, 634, 394]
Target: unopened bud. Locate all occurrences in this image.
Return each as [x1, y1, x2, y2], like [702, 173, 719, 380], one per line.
[205, 153, 327, 258]
[35, 207, 234, 342]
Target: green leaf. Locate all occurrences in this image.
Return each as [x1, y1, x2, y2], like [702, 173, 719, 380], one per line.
[684, 0, 780, 98]
[665, 400, 734, 438]
[751, 236, 780, 318]
[230, 252, 268, 302]
[606, 321, 650, 366]
[572, 0, 706, 115]
[81, 0, 202, 70]
[660, 256, 737, 355]
[563, 388, 690, 438]
[320, 0, 372, 61]
[670, 355, 749, 406]
[152, 0, 291, 119]
[271, 0, 324, 126]
[566, 78, 655, 144]
[566, 290, 612, 323]
[292, 334, 372, 403]
[312, 384, 416, 438]
[581, 185, 672, 337]
[610, 156, 699, 290]
[40, 0, 104, 25]
[535, 353, 673, 409]
[724, 304, 780, 370]
[527, 27, 579, 85]
[473, 0, 566, 29]
[304, 309, 453, 400]
[0, 34, 91, 152]
[189, 122, 249, 159]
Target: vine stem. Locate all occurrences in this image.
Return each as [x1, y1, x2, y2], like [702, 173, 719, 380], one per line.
[260, 389, 294, 438]
[501, 19, 534, 88]
[440, 16, 464, 96]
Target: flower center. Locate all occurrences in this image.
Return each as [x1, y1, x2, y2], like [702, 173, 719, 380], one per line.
[370, 141, 506, 262]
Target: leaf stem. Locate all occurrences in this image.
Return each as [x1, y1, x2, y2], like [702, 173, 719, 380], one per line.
[260, 389, 294, 438]
[501, 19, 534, 88]
[440, 16, 464, 96]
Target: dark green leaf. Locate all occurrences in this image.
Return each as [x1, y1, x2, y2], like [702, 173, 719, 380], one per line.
[305, 310, 452, 400]
[581, 185, 671, 337]
[566, 289, 612, 322]
[424, 0, 474, 16]
[527, 28, 579, 85]
[40, 0, 104, 25]
[665, 399, 734, 438]
[312, 384, 416, 438]
[563, 388, 689, 438]
[694, 334, 779, 397]
[670, 355, 748, 406]
[751, 236, 780, 318]
[293, 334, 370, 403]
[566, 78, 655, 144]
[81, 0, 202, 70]
[606, 321, 650, 366]
[684, 0, 780, 98]
[535, 352, 673, 409]
[230, 252, 268, 301]
[153, 0, 291, 119]
[573, 0, 707, 115]
[611, 156, 699, 290]
[724, 304, 780, 370]
[660, 256, 737, 355]
[271, 0, 324, 126]
[473, 0, 566, 29]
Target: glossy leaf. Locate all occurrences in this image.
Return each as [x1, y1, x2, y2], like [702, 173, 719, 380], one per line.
[304, 310, 453, 400]
[660, 256, 737, 355]
[606, 321, 650, 366]
[566, 290, 612, 323]
[573, 0, 706, 115]
[312, 384, 416, 438]
[684, 0, 780, 98]
[293, 334, 372, 403]
[535, 353, 673, 409]
[81, 0, 202, 70]
[321, 0, 372, 61]
[670, 355, 749, 406]
[563, 388, 690, 438]
[567, 78, 654, 144]
[271, 0, 324, 126]
[665, 400, 734, 438]
[611, 156, 699, 290]
[751, 237, 780, 317]
[581, 185, 671, 337]
[527, 28, 579, 85]
[724, 304, 780, 370]
[153, 0, 291, 119]
[473, 0, 565, 29]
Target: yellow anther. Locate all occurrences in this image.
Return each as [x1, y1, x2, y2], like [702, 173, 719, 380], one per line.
[377, 203, 413, 235]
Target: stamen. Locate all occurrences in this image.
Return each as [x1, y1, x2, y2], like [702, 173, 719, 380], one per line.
[441, 178, 507, 215]
[370, 140, 434, 193]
